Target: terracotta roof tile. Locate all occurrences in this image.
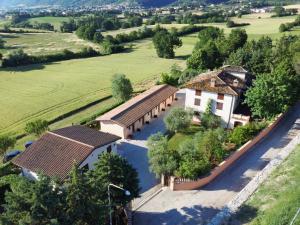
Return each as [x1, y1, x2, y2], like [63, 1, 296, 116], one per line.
[97, 84, 178, 127]
[185, 69, 247, 96]
[12, 126, 120, 180]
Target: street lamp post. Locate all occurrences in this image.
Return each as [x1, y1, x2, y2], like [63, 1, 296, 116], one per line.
[108, 184, 131, 225]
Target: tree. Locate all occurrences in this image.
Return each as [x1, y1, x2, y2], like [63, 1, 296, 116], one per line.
[93, 32, 104, 43]
[226, 29, 248, 53]
[195, 26, 224, 50]
[25, 119, 49, 137]
[194, 128, 227, 165]
[176, 139, 210, 179]
[245, 59, 300, 118]
[111, 74, 133, 102]
[279, 23, 288, 33]
[65, 165, 103, 225]
[201, 99, 222, 129]
[147, 132, 178, 178]
[0, 135, 16, 156]
[87, 153, 139, 207]
[152, 29, 182, 59]
[187, 41, 222, 71]
[164, 107, 192, 133]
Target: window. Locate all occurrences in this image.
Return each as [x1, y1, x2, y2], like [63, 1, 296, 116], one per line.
[107, 145, 112, 153]
[194, 98, 201, 106]
[217, 93, 224, 100]
[216, 102, 223, 110]
[195, 90, 202, 96]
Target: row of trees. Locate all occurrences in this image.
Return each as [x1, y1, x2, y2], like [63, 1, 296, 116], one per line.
[13, 21, 54, 31]
[2, 47, 103, 68]
[279, 15, 300, 32]
[0, 153, 140, 225]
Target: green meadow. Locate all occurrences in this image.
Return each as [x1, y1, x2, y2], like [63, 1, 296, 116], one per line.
[0, 35, 197, 137]
[27, 16, 72, 30]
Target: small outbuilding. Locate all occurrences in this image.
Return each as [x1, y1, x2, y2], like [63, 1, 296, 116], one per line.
[97, 84, 178, 139]
[12, 125, 120, 180]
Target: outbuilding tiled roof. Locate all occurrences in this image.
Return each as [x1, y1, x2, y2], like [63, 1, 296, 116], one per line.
[185, 68, 247, 96]
[12, 126, 120, 180]
[97, 84, 178, 127]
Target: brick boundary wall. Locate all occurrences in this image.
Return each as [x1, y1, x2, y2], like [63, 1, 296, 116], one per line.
[170, 113, 286, 191]
[209, 129, 300, 225]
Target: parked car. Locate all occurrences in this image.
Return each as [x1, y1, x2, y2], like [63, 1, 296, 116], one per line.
[3, 150, 21, 163]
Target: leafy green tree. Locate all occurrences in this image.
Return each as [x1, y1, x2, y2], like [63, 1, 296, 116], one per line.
[87, 153, 139, 207]
[187, 41, 222, 71]
[111, 74, 133, 102]
[195, 26, 224, 50]
[93, 32, 104, 43]
[245, 59, 300, 118]
[164, 107, 193, 133]
[65, 165, 104, 225]
[201, 99, 222, 129]
[229, 122, 267, 146]
[226, 29, 248, 53]
[147, 132, 178, 178]
[152, 29, 182, 59]
[176, 139, 210, 179]
[0, 135, 16, 156]
[195, 128, 227, 165]
[25, 119, 49, 137]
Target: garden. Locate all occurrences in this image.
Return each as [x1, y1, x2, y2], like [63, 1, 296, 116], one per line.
[147, 104, 267, 181]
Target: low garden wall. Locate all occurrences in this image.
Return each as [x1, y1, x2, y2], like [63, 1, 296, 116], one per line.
[170, 113, 285, 191]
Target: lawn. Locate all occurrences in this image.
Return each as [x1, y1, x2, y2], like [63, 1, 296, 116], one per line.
[230, 145, 300, 225]
[0, 32, 100, 56]
[168, 125, 203, 151]
[0, 35, 197, 137]
[27, 16, 72, 31]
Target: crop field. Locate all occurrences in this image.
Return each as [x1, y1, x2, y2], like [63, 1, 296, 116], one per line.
[27, 16, 72, 30]
[205, 13, 300, 39]
[0, 35, 197, 137]
[0, 32, 100, 56]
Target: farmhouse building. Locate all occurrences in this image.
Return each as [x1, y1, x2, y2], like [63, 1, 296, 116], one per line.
[97, 84, 178, 139]
[185, 66, 251, 128]
[12, 125, 120, 180]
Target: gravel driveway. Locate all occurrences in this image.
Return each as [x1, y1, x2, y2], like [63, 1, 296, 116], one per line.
[133, 103, 300, 225]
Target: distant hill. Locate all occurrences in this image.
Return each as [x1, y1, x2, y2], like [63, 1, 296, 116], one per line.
[0, 0, 189, 8]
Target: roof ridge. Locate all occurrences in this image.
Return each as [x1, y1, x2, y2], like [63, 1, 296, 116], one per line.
[111, 84, 168, 120]
[48, 131, 94, 148]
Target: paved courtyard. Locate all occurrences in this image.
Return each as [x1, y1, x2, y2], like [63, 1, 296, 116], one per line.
[117, 91, 185, 194]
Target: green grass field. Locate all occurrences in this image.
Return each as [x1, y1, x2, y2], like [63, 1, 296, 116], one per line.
[230, 145, 300, 225]
[0, 32, 100, 56]
[0, 35, 197, 137]
[27, 16, 72, 31]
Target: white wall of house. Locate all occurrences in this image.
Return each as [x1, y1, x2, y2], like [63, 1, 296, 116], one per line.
[185, 88, 238, 128]
[100, 121, 125, 138]
[79, 142, 117, 170]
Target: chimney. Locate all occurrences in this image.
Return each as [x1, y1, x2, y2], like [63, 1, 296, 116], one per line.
[233, 79, 239, 87]
[210, 78, 216, 87]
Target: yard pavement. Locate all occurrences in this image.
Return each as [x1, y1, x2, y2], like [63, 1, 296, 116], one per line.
[133, 102, 300, 225]
[117, 91, 186, 194]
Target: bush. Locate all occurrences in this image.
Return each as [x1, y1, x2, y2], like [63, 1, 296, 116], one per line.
[164, 107, 193, 133]
[0, 163, 20, 177]
[229, 122, 267, 147]
[25, 119, 49, 137]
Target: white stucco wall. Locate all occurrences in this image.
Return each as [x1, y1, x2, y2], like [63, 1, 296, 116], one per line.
[185, 88, 238, 128]
[100, 121, 125, 138]
[79, 142, 117, 170]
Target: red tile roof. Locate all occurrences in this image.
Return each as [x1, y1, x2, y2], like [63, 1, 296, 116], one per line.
[97, 84, 178, 127]
[185, 69, 247, 96]
[12, 126, 120, 180]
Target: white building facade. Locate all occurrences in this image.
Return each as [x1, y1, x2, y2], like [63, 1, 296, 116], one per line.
[184, 66, 251, 129]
